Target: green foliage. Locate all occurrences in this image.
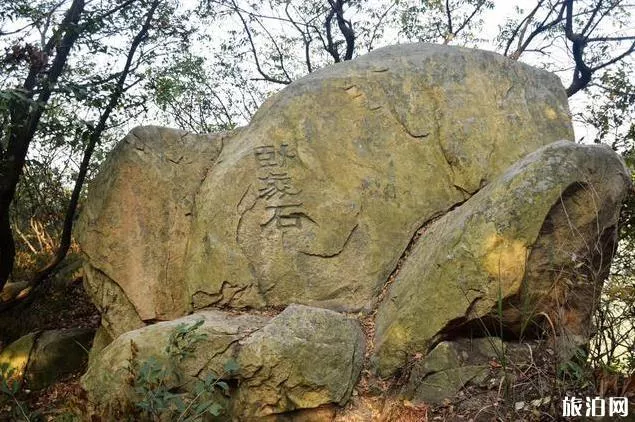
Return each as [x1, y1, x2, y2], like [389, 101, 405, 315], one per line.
[125, 320, 238, 421]
[0, 362, 38, 421]
[148, 54, 238, 133]
[558, 347, 590, 382]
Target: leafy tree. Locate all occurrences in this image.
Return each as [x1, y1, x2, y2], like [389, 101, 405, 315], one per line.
[153, 0, 632, 132]
[0, 0, 86, 292]
[0, 0, 195, 299]
[498, 0, 635, 96]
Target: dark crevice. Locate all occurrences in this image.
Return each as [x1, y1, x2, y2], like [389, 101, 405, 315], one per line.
[371, 190, 482, 316]
[22, 330, 44, 377]
[433, 309, 536, 347]
[299, 224, 358, 259]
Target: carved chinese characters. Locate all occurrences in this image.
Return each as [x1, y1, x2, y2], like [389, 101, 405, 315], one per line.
[254, 144, 305, 229]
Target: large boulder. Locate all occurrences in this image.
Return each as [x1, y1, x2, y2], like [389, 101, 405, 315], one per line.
[77, 43, 632, 420]
[75, 126, 227, 338]
[372, 141, 631, 376]
[0, 328, 94, 390]
[185, 44, 572, 314]
[78, 44, 573, 339]
[81, 305, 364, 420]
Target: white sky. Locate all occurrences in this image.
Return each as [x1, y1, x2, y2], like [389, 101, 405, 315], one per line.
[179, 0, 631, 143]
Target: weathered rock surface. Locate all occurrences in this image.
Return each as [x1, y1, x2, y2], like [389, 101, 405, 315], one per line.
[77, 44, 573, 339]
[0, 328, 94, 390]
[82, 310, 267, 409]
[0, 332, 36, 383]
[185, 43, 573, 314]
[235, 305, 364, 417]
[373, 141, 631, 376]
[75, 126, 227, 338]
[75, 43, 633, 420]
[82, 305, 364, 419]
[402, 337, 503, 404]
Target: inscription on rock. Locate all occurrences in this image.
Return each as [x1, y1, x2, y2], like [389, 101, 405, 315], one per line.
[253, 143, 306, 229]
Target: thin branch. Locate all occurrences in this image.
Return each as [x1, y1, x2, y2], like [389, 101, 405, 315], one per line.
[230, 0, 290, 84]
[37, 0, 66, 50]
[209, 0, 320, 26]
[450, 0, 487, 43]
[583, 0, 622, 37]
[285, 2, 312, 73]
[503, 1, 544, 57]
[254, 14, 292, 82]
[367, 2, 397, 51]
[514, 1, 567, 59]
[209, 89, 234, 128]
[0, 23, 36, 37]
[581, 0, 604, 35]
[445, 0, 454, 40]
[591, 40, 635, 72]
[588, 35, 635, 42]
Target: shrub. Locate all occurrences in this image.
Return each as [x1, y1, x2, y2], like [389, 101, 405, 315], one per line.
[125, 320, 238, 421]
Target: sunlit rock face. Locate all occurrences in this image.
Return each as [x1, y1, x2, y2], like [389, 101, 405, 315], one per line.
[76, 43, 632, 418]
[78, 43, 573, 339]
[185, 44, 574, 315]
[372, 141, 631, 376]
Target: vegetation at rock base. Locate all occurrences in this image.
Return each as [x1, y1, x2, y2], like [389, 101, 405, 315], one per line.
[123, 320, 237, 421]
[0, 0, 633, 420]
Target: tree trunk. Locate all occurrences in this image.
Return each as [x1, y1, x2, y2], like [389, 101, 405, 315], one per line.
[31, 0, 161, 288]
[0, 0, 85, 291]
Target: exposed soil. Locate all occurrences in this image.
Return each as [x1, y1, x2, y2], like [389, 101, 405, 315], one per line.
[0, 279, 100, 350]
[0, 270, 99, 421]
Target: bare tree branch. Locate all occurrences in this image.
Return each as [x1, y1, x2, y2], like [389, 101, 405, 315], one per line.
[285, 2, 313, 73]
[445, 0, 454, 41]
[254, 13, 292, 82]
[367, 2, 397, 51]
[510, 1, 567, 59]
[503, 1, 544, 57]
[449, 0, 488, 44]
[588, 35, 635, 42]
[590, 40, 635, 72]
[230, 0, 290, 84]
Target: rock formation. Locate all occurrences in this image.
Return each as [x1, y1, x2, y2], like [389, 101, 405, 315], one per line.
[0, 328, 94, 390]
[76, 43, 631, 419]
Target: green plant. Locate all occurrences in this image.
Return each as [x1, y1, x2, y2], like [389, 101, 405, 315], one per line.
[0, 362, 37, 421]
[125, 320, 238, 421]
[558, 347, 590, 382]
